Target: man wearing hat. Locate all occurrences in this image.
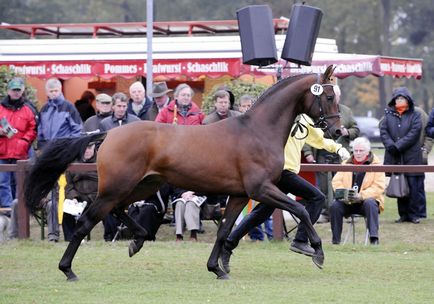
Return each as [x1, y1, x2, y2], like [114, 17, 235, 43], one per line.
[146, 82, 172, 121]
[83, 93, 113, 132]
[0, 77, 37, 213]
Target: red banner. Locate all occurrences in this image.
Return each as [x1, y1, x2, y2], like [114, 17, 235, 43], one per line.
[2, 58, 242, 80]
[1, 55, 422, 80]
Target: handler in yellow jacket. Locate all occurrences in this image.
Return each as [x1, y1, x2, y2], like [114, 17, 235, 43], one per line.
[220, 114, 350, 272]
[330, 136, 385, 245]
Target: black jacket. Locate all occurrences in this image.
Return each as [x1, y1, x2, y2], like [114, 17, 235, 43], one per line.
[380, 87, 423, 176]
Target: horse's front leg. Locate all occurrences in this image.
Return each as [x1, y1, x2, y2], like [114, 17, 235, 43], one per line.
[112, 208, 148, 257]
[207, 196, 248, 280]
[252, 182, 324, 269]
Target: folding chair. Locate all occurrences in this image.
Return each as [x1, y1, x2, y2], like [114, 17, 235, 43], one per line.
[343, 214, 370, 245]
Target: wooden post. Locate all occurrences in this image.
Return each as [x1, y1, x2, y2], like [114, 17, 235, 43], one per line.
[16, 160, 30, 239]
[272, 209, 283, 240]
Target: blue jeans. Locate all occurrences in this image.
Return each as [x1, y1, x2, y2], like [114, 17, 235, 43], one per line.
[0, 159, 17, 208]
[248, 216, 273, 241]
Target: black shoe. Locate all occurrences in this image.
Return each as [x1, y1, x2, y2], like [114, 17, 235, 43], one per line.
[290, 241, 315, 257]
[219, 246, 232, 274]
[370, 237, 379, 245]
[395, 217, 407, 223]
[410, 218, 420, 224]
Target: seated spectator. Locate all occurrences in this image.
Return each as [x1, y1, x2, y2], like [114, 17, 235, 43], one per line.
[127, 183, 172, 241]
[172, 190, 206, 241]
[330, 137, 385, 245]
[62, 142, 98, 242]
[75, 90, 96, 122]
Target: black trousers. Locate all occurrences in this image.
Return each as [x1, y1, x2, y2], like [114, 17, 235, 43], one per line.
[225, 170, 325, 250]
[329, 198, 379, 244]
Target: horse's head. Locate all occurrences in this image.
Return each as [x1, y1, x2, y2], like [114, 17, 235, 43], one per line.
[304, 65, 342, 138]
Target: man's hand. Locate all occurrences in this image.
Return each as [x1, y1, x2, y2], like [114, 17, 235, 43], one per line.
[337, 147, 350, 161]
[0, 128, 7, 137]
[340, 127, 349, 137]
[305, 155, 316, 163]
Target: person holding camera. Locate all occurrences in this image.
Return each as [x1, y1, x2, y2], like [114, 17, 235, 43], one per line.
[330, 137, 385, 245]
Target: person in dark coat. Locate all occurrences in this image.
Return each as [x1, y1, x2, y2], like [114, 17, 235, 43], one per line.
[380, 86, 425, 224]
[75, 90, 96, 122]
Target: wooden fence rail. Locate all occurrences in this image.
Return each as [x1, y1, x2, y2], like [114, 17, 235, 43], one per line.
[3, 160, 434, 239]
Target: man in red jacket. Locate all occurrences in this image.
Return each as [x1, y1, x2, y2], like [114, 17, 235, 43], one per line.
[0, 77, 37, 211]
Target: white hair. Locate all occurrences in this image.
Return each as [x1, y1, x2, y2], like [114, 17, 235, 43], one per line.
[174, 83, 194, 98]
[129, 81, 145, 92]
[333, 85, 341, 103]
[45, 78, 62, 90]
[352, 136, 371, 152]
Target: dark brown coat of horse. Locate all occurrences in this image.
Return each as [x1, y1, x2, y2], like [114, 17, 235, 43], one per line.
[25, 65, 340, 281]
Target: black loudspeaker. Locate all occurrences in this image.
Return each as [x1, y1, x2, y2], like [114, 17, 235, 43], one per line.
[281, 4, 323, 66]
[236, 5, 277, 66]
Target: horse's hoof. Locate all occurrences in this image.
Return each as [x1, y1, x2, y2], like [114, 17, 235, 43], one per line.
[67, 275, 79, 282]
[129, 241, 141, 257]
[312, 254, 324, 269]
[217, 273, 230, 280]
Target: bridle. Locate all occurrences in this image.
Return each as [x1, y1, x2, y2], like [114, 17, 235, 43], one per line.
[307, 75, 341, 135]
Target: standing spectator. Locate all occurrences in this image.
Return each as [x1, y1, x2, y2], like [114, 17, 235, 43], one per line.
[63, 142, 97, 242]
[380, 87, 424, 224]
[0, 77, 37, 236]
[127, 81, 152, 120]
[311, 85, 360, 223]
[414, 106, 434, 165]
[98, 92, 139, 241]
[83, 93, 113, 132]
[155, 83, 205, 241]
[146, 82, 172, 121]
[238, 95, 254, 113]
[75, 90, 96, 122]
[38, 78, 83, 242]
[203, 90, 240, 124]
[330, 137, 385, 245]
[155, 83, 205, 125]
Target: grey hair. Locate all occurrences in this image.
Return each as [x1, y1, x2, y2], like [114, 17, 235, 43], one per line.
[352, 136, 371, 152]
[112, 92, 128, 104]
[174, 83, 194, 98]
[239, 94, 254, 104]
[45, 78, 62, 90]
[213, 89, 230, 102]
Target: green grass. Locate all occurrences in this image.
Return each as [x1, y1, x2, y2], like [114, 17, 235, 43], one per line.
[1, 194, 433, 304]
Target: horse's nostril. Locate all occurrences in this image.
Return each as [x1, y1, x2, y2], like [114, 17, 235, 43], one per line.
[335, 129, 342, 136]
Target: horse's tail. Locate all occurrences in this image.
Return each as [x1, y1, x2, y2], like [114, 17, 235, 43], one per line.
[25, 132, 107, 214]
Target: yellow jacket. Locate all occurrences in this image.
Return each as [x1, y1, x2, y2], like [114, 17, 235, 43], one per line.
[284, 114, 342, 174]
[332, 153, 385, 212]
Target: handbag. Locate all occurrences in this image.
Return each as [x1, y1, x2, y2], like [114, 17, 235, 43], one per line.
[386, 173, 409, 198]
[201, 203, 222, 220]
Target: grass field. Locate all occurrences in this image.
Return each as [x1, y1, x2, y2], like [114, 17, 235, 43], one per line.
[1, 194, 433, 304]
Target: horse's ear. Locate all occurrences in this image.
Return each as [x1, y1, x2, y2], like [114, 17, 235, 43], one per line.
[322, 65, 336, 82]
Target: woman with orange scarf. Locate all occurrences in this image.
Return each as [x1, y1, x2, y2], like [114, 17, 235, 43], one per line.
[380, 87, 425, 224]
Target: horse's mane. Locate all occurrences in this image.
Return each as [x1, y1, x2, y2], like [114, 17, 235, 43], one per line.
[255, 73, 314, 105]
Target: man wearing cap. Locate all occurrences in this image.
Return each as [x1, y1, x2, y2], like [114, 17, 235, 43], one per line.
[83, 93, 113, 132]
[127, 81, 152, 120]
[146, 82, 172, 121]
[0, 77, 37, 213]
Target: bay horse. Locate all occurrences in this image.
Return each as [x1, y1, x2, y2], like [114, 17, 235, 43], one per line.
[25, 65, 340, 281]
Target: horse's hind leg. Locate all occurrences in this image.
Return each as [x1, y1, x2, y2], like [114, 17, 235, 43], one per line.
[207, 196, 248, 280]
[112, 208, 148, 257]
